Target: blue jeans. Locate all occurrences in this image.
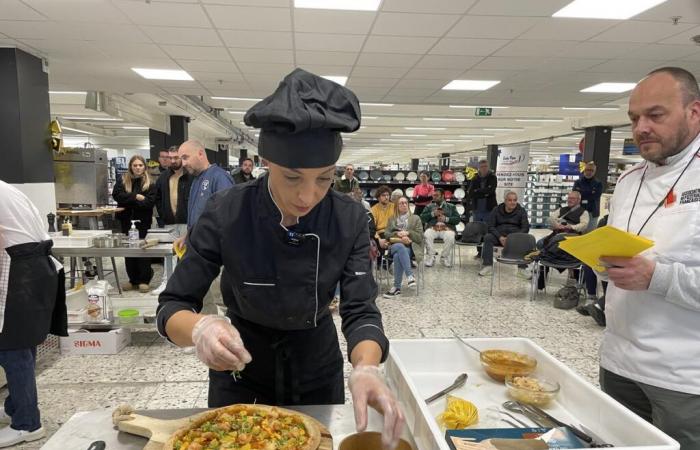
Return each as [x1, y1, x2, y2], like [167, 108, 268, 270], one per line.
[390, 244, 413, 289]
[473, 210, 491, 223]
[0, 347, 41, 431]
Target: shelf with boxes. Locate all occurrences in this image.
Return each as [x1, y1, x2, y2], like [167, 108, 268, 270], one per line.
[524, 172, 575, 229]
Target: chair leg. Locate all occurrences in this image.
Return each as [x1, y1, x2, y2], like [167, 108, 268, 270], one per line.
[490, 262, 495, 295]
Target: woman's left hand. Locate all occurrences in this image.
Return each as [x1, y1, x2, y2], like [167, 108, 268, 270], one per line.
[135, 194, 145, 201]
[349, 365, 405, 450]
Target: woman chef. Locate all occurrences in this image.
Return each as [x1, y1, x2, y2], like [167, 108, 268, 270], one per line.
[157, 68, 404, 449]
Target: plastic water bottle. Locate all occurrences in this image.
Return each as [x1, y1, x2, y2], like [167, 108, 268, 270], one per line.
[128, 220, 141, 248]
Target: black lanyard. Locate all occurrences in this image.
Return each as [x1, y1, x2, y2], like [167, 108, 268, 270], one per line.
[626, 151, 698, 236]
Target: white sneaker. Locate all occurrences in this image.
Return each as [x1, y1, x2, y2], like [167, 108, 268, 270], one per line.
[406, 275, 416, 288]
[425, 255, 435, 267]
[442, 256, 452, 268]
[478, 266, 493, 276]
[0, 410, 10, 425]
[0, 425, 45, 448]
[517, 267, 532, 280]
[383, 287, 401, 298]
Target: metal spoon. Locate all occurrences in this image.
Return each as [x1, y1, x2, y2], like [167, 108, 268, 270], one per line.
[501, 401, 548, 427]
[425, 373, 468, 403]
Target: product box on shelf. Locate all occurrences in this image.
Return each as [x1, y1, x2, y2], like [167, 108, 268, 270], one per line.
[59, 327, 131, 355]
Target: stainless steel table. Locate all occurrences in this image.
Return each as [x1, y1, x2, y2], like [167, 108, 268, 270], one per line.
[40, 405, 419, 450]
[53, 244, 176, 294]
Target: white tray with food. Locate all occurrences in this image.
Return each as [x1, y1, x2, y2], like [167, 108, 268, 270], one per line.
[386, 338, 678, 450]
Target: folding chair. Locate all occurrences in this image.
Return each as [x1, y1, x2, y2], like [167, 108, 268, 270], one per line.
[490, 233, 536, 296]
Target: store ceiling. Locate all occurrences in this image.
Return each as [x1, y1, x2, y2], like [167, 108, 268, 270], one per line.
[3, 0, 700, 163]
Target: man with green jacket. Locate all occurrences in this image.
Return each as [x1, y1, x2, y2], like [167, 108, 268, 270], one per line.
[420, 189, 461, 267]
[333, 164, 360, 193]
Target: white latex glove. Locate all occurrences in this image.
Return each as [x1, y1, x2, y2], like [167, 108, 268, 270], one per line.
[191, 315, 252, 372]
[348, 365, 405, 450]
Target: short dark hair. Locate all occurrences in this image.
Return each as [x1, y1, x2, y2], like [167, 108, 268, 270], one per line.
[375, 185, 392, 198]
[160, 148, 169, 154]
[435, 188, 444, 195]
[239, 157, 253, 165]
[647, 67, 700, 105]
[167, 146, 179, 153]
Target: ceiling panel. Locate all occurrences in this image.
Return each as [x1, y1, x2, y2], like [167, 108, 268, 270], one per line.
[493, 39, 578, 57]
[351, 66, 410, 78]
[162, 45, 232, 61]
[519, 18, 618, 41]
[448, 16, 540, 40]
[591, 21, 696, 43]
[204, 5, 291, 31]
[19, 39, 104, 58]
[635, 0, 700, 24]
[346, 77, 400, 87]
[467, 0, 570, 16]
[230, 47, 293, 63]
[236, 61, 294, 75]
[189, 71, 245, 82]
[220, 30, 292, 49]
[415, 54, 483, 70]
[293, 9, 375, 35]
[355, 52, 421, 68]
[372, 13, 460, 37]
[429, 38, 509, 56]
[403, 67, 464, 80]
[622, 43, 699, 60]
[1, 0, 47, 20]
[112, 1, 211, 27]
[99, 42, 170, 59]
[199, 80, 248, 90]
[177, 59, 239, 72]
[659, 25, 700, 44]
[560, 41, 646, 59]
[140, 26, 222, 46]
[295, 50, 357, 66]
[380, 0, 476, 14]
[0, 20, 83, 40]
[363, 35, 439, 54]
[24, 0, 129, 23]
[586, 59, 671, 73]
[392, 79, 445, 90]
[201, 0, 289, 6]
[295, 32, 365, 52]
[471, 56, 544, 71]
[538, 57, 609, 71]
[348, 86, 393, 99]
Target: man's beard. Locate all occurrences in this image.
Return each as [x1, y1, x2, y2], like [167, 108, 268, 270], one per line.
[638, 122, 691, 164]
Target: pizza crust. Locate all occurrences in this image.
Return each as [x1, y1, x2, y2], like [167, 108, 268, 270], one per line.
[163, 404, 322, 450]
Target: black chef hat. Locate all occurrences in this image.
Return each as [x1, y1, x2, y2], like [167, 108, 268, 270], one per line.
[244, 68, 361, 168]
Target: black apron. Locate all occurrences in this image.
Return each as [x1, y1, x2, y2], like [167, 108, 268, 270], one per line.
[208, 313, 344, 407]
[0, 241, 68, 350]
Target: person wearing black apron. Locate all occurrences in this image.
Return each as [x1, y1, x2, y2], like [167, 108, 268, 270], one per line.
[157, 69, 404, 449]
[0, 181, 67, 448]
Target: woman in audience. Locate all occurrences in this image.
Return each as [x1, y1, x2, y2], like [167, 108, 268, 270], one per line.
[383, 196, 423, 298]
[412, 171, 434, 216]
[112, 155, 157, 292]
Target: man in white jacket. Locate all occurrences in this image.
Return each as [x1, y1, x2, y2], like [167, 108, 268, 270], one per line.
[600, 67, 700, 449]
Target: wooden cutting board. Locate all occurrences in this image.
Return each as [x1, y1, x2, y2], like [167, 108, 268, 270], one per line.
[117, 409, 332, 450]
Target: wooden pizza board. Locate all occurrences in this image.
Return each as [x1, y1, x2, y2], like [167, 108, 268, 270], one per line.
[117, 409, 332, 450]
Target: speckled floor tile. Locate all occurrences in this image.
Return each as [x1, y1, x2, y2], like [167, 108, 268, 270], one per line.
[145, 382, 208, 409]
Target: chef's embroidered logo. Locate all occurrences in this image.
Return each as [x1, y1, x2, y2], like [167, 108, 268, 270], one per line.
[202, 180, 210, 191]
[680, 188, 700, 205]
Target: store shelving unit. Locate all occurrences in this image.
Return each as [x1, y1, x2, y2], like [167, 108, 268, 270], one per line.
[523, 172, 575, 229]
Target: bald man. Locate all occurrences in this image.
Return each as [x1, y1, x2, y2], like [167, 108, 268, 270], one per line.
[178, 140, 234, 228]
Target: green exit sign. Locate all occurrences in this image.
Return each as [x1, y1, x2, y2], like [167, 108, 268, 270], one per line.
[474, 107, 493, 117]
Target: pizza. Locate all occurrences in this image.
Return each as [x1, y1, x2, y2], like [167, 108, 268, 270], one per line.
[164, 404, 322, 450]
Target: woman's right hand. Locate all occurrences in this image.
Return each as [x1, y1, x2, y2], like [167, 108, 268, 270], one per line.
[191, 315, 252, 372]
[135, 194, 145, 201]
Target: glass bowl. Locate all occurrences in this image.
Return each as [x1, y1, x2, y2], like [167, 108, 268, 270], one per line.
[479, 349, 537, 382]
[505, 375, 560, 406]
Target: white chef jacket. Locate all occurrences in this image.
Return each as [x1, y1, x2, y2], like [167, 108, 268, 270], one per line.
[601, 131, 700, 394]
[0, 181, 57, 333]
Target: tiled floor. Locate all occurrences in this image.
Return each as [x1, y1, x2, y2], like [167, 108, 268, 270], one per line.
[6, 244, 604, 449]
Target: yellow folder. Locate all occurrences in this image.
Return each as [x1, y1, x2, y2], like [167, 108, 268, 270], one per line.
[558, 225, 654, 272]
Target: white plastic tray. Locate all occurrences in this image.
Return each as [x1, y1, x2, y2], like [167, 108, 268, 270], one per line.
[386, 338, 678, 450]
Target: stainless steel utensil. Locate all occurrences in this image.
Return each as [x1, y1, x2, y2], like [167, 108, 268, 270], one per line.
[425, 373, 468, 404]
[87, 441, 106, 450]
[502, 401, 549, 427]
[451, 332, 482, 355]
[523, 403, 593, 444]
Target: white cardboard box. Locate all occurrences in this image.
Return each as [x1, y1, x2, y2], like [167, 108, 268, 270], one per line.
[59, 328, 131, 355]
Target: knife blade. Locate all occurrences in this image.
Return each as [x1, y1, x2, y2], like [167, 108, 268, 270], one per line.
[87, 441, 106, 450]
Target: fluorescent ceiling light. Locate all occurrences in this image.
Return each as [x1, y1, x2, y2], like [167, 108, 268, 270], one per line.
[63, 116, 122, 121]
[449, 105, 509, 109]
[441, 139, 472, 142]
[49, 91, 86, 95]
[581, 82, 636, 93]
[122, 126, 148, 130]
[483, 127, 522, 131]
[363, 116, 378, 120]
[548, 146, 574, 150]
[562, 106, 619, 110]
[442, 80, 501, 91]
[423, 117, 472, 122]
[132, 68, 193, 81]
[212, 97, 262, 101]
[426, 144, 452, 147]
[226, 110, 246, 115]
[515, 119, 564, 123]
[392, 134, 426, 137]
[404, 127, 446, 131]
[62, 126, 97, 135]
[294, 0, 380, 11]
[321, 75, 347, 86]
[460, 134, 494, 138]
[360, 102, 394, 107]
[552, 0, 668, 20]
[381, 139, 412, 142]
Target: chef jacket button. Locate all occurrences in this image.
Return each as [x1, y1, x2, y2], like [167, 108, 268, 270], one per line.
[306, 320, 311, 324]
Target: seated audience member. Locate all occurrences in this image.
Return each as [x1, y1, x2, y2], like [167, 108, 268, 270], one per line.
[478, 191, 530, 278]
[420, 189, 461, 268]
[383, 196, 424, 298]
[333, 164, 359, 193]
[547, 190, 590, 236]
[370, 185, 395, 250]
[351, 186, 371, 211]
[231, 157, 256, 184]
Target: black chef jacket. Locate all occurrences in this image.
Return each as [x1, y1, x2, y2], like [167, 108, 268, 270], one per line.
[157, 175, 388, 403]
